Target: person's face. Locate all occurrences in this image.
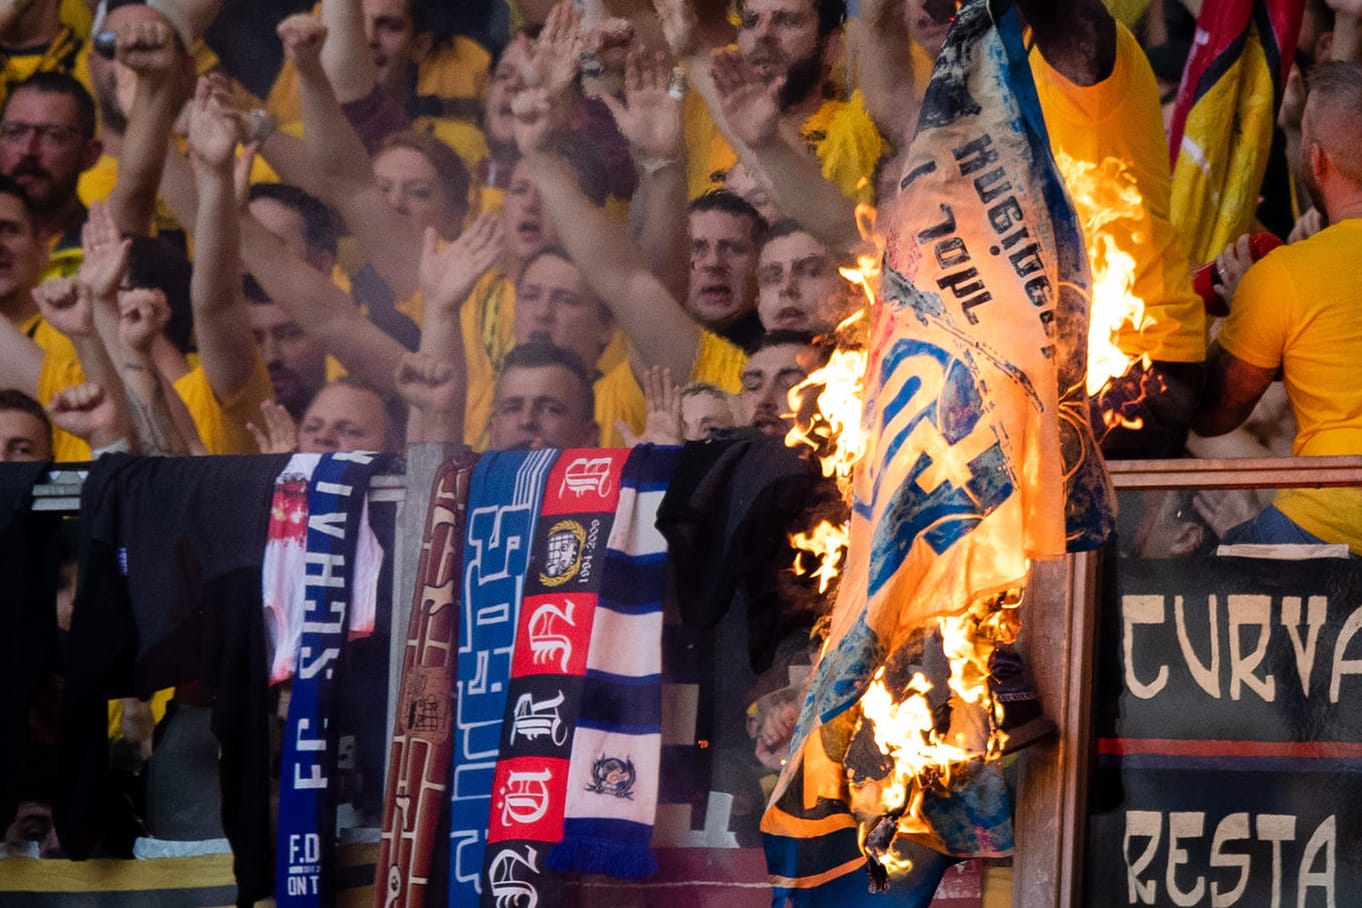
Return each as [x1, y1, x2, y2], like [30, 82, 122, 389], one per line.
[687, 209, 759, 327]
[248, 302, 327, 417]
[485, 38, 530, 148]
[501, 160, 556, 266]
[1129, 491, 1204, 559]
[488, 364, 598, 450]
[737, 0, 822, 85]
[681, 390, 736, 440]
[375, 145, 462, 240]
[514, 255, 612, 371]
[298, 383, 390, 452]
[362, 0, 431, 91]
[740, 342, 812, 436]
[0, 88, 97, 214]
[0, 407, 50, 461]
[756, 230, 844, 332]
[0, 193, 46, 299]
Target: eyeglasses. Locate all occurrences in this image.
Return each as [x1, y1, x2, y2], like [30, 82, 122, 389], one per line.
[0, 122, 85, 148]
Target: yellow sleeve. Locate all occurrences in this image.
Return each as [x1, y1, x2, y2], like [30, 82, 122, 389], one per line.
[36, 354, 90, 462]
[692, 330, 747, 394]
[594, 359, 645, 449]
[172, 357, 276, 455]
[810, 92, 884, 205]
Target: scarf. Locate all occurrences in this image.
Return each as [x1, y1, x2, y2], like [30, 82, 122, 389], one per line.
[264, 454, 384, 685]
[480, 450, 630, 905]
[448, 449, 558, 905]
[548, 445, 683, 879]
[375, 455, 477, 908]
[277, 451, 388, 906]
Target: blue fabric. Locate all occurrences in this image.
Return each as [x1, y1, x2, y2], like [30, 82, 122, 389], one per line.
[448, 449, 558, 905]
[1222, 505, 1328, 546]
[276, 452, 387, 907]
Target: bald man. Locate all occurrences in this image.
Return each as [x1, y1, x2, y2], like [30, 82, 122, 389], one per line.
[1193, 61, 1362, 556]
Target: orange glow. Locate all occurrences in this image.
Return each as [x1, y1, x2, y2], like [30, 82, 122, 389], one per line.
[1056, 153, 1153, 406]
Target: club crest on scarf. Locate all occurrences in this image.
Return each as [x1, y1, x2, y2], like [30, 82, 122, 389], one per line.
[586, 755, 637, 799]
[539, 519, 588, 587]
[762, 1, 1114, 899]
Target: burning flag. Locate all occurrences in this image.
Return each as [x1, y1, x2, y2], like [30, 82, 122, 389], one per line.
[1168, 0, 1305, 263]
[761, 1, 1114, 902]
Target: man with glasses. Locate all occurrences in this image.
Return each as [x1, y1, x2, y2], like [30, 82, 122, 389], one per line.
[0, 71, 101, 260]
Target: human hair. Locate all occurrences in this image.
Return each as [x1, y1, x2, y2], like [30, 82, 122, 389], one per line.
[753, 328, 818, 353]
[736, 0, 846, 36]
[124, 236, 194, 353]
[689, 190, 768, 246]
[499, 342, 596, 416]
[1304, 61, 1362, 184]
[0, 387, 52, 440]
[681, 381, 739, 413]
[321, 376, 408, 451]
[248, 182, 340, 259]
[518, 245, 611, 323]
[376, 129, 472, 223]
[757, 217, 814, 254]
[4, 71, 98, 139]
[0, 174, 36, 228]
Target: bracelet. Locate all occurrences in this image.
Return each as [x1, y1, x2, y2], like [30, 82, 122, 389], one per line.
[635, 155, 684, 176]
[241, 107, 277, 146]
[668, 67, 686, 100]
[91, 436, 132, 458]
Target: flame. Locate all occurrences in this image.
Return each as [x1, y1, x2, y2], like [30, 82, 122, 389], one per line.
[779, 202, 1023, 881]
[1055, 153, 1154, 404]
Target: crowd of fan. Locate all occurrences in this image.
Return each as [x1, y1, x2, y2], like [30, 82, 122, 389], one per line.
[0, 0, 1352, 493]
[0, 0, 1360, 855]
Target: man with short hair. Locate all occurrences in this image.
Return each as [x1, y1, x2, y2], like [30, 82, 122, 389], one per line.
[486, 342, 600, 451]
[1193, 61, 1362, 555]
[739, 329, 822, 437]
[0, 72, 101, 258]
[243, 182, 338, 420]
[0, 387, 51, 460]
[686, 191, 765, 347]
[754, 219, 852, 335]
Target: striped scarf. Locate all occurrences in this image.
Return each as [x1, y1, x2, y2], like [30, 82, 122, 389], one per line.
[277, 452, 388, 907]
[480, 450, 630, 905]
[547, 445, 683, 879]
[448, 449, 558, 904]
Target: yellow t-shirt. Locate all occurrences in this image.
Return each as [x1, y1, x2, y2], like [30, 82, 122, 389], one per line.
[35, 352, 89, 461]
[1218, 219, 1362, 553]
[692, 329, 746, 394]
[695, 90, 884, 206]
[595, 359, 644, 449]
[0, 24, 92, 107]
[172, 356, 275, 455]
[1030, 21, 1205, 365]
[267, 33, 490, 126]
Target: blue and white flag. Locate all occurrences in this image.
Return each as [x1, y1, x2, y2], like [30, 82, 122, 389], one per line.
[762, 1, 1114, 902]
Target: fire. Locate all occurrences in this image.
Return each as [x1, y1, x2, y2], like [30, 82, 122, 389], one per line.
[791, 520, 849, 594]
[1055, 153, 1154, 406]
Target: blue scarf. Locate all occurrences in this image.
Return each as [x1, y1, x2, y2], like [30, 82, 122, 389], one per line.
[448, 449, 558, 905]
[276, 451, 388, 907]
[547, 445, 683, 879]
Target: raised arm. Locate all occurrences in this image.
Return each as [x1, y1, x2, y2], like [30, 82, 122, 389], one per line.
[853, 0, 921, 148]
[515, 87, 702, 380]
[318, 0, 382, 104]
[32, 276, 133, 449]
[399, 217, 504, 444]
[603, 49, 692, 306]
[1014, 0, 1116, 87]
[277, 13, 424, 299]
[107, 16, 192, 235]
[708, 48, 859, 250]
[79, 201, 196, 455]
